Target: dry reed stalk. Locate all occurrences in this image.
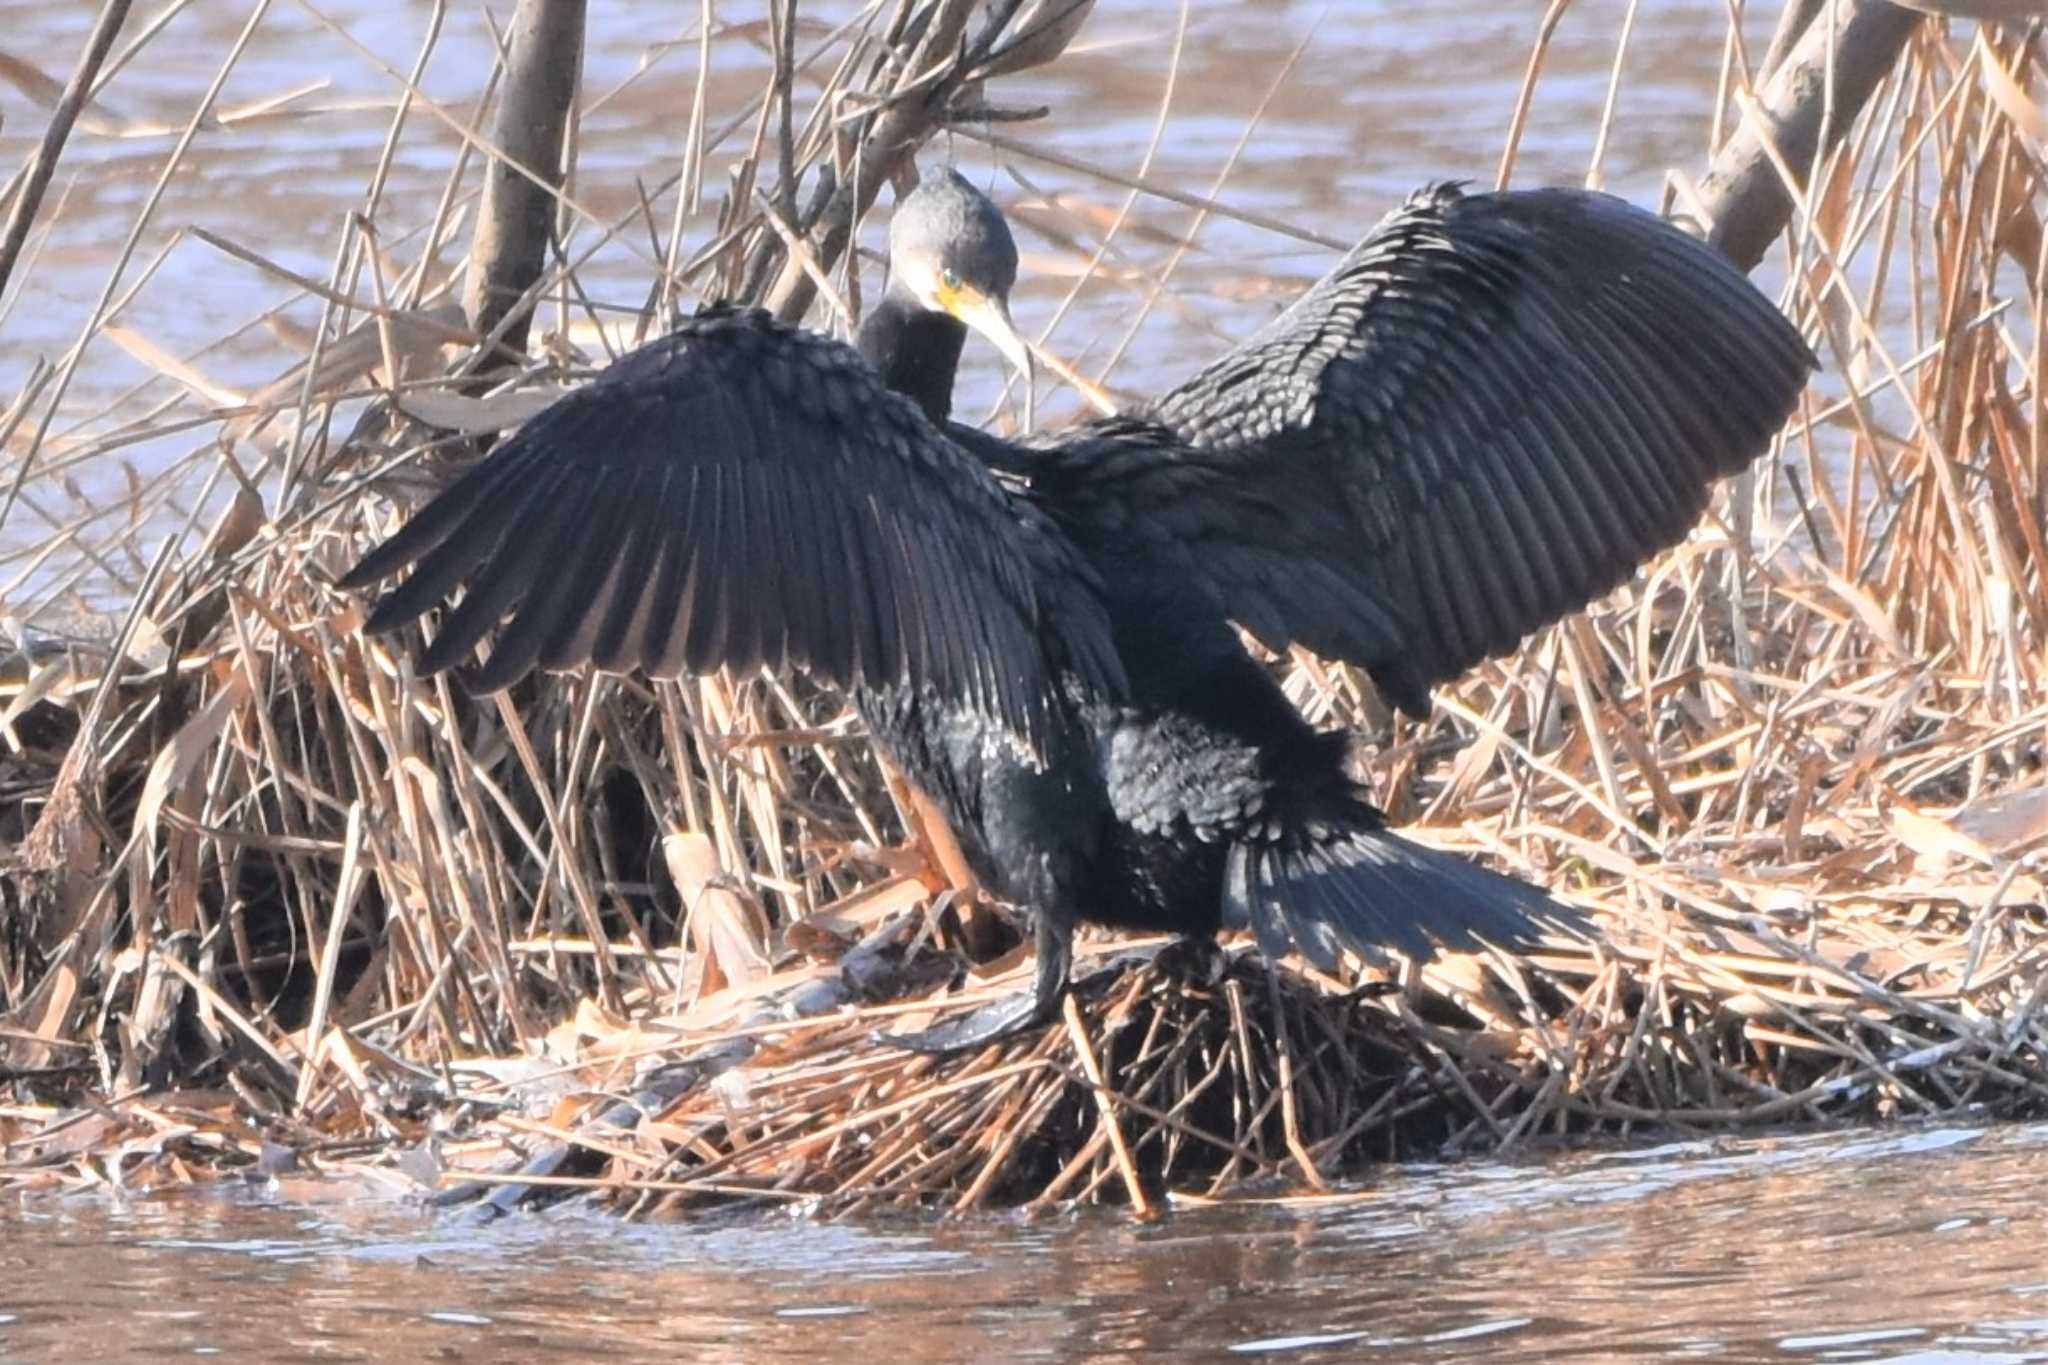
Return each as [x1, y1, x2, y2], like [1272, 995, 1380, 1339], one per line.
[5, 2, 2048, 1216]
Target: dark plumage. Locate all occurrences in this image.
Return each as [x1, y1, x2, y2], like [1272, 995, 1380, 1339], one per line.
[341, 169, 1814, 1050]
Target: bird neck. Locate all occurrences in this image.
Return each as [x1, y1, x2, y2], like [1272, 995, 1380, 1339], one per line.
[857, 289, 967, 424]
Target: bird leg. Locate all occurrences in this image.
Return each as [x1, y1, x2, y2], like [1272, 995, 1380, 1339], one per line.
[880, 757, 980, 897]
[880, 910, 1073, 1056]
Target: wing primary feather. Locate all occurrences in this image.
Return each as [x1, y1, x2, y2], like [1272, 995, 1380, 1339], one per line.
[1458, 445, 1551, 627]
[1412, 518, 1474, 669]
[1484, 292, 1665, 551]
[462, 474, 609, 690]
[1544, 351, 1668, 543]
[589, 459, 673, 673]
[1442, 483, 1518, 656]
[785, 441, 850, 681]
[1614, 271, 1778, 456]
[840, 487, 893, 690]
[903, 509, 967, 706]
[340, 441, 538, 590]
[1446, 396, 1578, 613]
[758, 454, 799, 670]
[360, 457, 562, 635]
[645, 463, 708, 679]
[1514, 379, 1640, 567]
[725, 443, 770, 673]
[726, 386, 779, 674]
[680, 461, 736, 675]
[1406, 327, 1567, 630]
[1565, 319, 1701, 511]
[963, 524, 1028, 736]
[539, 473, 649, 672]
[969, 524, 1035, 735]
[941, 517, 1005, 728]
[404, 472, 578, 675]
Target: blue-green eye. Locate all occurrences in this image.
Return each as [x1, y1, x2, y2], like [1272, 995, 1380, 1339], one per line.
[941, 266, 962, 290]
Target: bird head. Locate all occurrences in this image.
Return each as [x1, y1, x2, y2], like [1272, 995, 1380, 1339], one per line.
[889, 168, 1035, 403]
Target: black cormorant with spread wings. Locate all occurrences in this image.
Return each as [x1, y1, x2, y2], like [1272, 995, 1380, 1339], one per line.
[342, 170, 1813, 1050]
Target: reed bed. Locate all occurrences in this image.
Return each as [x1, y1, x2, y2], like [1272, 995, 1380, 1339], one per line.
[5, 2, 2048, 1216]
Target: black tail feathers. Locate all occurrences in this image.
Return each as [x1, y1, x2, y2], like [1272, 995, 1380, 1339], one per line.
[1222, 825, 1582, 972]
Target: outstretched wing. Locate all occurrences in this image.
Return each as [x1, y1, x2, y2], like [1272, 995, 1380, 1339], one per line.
[342, 305, 1124, 748]
[1123, 182, 1813, 714]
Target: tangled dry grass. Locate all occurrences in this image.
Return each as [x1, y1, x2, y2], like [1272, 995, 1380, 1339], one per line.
[4, 2, 2048, 1216]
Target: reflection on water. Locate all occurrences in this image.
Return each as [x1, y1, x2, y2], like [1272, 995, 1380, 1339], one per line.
[0, 0, 1769, 611]
[5, 1123, 2048, 1361]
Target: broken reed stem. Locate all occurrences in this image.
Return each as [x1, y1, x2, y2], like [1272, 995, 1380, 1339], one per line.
[1063, 989, 1152, 1215]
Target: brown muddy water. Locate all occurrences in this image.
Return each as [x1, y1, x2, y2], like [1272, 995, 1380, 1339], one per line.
[7, 1123, 2048, 1360]
[0, 2, 2007, 1359]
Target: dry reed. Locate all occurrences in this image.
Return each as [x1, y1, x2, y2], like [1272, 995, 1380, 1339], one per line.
[5, 2, 2048, 1217]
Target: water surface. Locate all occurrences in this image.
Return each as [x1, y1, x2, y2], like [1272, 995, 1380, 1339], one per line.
[5, 1122, 2047, 1360]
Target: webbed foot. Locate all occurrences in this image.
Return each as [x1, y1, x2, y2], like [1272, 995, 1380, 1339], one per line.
[877, 910, 1074, 1058]
[881, 989, 1055, 1055]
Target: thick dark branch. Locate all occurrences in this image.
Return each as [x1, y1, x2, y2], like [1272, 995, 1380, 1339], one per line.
[463, 0, 586, 365]
[1760, 0, 1828, 79]
[1699, 0, 1923, 271]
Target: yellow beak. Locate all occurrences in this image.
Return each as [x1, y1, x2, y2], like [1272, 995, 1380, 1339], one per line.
[944, 285, 1037, 431]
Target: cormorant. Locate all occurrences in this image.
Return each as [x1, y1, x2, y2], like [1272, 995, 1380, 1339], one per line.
[341, 169, 1813, 1050]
